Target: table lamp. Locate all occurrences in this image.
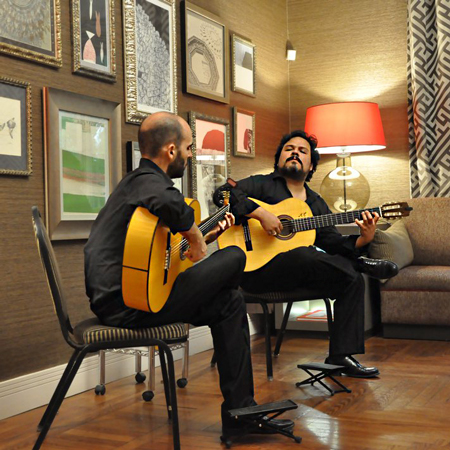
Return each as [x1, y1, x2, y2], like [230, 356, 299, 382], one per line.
[304, 102, 386, 212]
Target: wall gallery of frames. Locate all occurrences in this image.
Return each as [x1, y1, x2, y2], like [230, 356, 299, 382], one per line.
[0, 0, 290, 419]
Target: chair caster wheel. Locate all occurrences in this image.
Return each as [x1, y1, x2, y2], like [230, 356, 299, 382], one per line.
[95, 384, 105, 396]
[135, 372, 146, 384]
[177, 378, 188, 388]
[142, 390, 154, 402]
[220, 435, 232, 448]
[294, 436, 302, 443]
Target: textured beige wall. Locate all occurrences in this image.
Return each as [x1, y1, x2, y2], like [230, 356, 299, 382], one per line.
[287, 0, 410, 208]
[0, 0, 289, 382]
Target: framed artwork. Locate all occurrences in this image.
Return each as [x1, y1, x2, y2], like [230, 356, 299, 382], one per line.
[189, 111, 230, 220]
[233, 107, 255, 158]
[231, 33, 256, 97]
[0, 77, 32, 176]
[123, 0, 177, 123]
[183, 2, 229, 104]
[71, 0, 117, 81]
[43, 87, 122, 240]
[0, 0, 62, 67]
[125, 141, 185, 192]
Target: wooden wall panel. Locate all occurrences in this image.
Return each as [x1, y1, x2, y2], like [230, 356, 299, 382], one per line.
[287, 0, 410, 207]
[0, 0, 289, 381]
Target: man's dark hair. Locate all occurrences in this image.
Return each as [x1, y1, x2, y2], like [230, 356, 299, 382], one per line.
[138, 114, 183, 157]
[274, 130, 320, 182]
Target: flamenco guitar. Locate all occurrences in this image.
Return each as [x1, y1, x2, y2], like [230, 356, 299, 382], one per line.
[122, 198, 230, 313]
[217, 197, 412, 272]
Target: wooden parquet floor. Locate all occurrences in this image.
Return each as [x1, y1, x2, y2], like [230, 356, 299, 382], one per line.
[1, 333, 450, 449]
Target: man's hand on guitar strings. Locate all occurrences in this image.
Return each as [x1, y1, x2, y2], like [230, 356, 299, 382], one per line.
[205, 212, 235, 244]
[355, 210, 380, 248]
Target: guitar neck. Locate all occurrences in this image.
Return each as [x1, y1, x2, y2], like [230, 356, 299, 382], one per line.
[291, 206, 383, 232]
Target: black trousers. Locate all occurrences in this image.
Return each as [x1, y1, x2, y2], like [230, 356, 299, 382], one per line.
[103, 246, 255, 427]
[241, 246, 365, 356]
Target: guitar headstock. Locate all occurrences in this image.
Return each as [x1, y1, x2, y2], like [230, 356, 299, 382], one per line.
[380, 202, 413, 219]
[222, 190, 230, 205]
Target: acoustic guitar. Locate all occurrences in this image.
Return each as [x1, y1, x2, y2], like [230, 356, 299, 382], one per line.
[217, 197, 412, 272]
[122, 198, 230, 313]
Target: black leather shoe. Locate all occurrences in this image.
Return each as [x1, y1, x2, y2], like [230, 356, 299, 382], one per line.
[222, 416, 295, 436]
[325, 355, 380, 378]
[357, 256, 398, 279]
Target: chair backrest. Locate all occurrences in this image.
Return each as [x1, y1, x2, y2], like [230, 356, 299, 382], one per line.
[32, 206, 75, 345]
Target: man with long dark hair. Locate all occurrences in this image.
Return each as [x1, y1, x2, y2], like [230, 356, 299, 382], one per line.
[214, 130, 397, 377]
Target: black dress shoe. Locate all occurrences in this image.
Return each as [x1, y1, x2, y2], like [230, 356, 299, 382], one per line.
[325, 355, 380, 378]
[357, 256, 399, 279]
[222, 416, 295, 436]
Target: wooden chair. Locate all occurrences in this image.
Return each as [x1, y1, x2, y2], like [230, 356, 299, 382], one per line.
[31, 206, 187, 450]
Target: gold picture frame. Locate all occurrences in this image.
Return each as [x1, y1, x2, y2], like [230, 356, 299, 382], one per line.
[183, 2, 230, 104]
[0, 77, 32, 176]
[123, 0, 178, 124]
[43, 87, 122, 240]
[231, 33, 256, 97]
[188, 111, 230, 220]
[0, 0, 62, 67]
[233, 107, 255, 158]
[71, 0, 117, 81]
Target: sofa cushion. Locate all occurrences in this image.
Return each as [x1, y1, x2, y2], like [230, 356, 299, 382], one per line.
[369, 219, 414, 277]
[381, 265, 450, 291]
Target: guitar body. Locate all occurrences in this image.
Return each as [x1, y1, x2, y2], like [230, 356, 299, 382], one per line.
[217, 198, 316, 272]
[122, 199, 200, 313]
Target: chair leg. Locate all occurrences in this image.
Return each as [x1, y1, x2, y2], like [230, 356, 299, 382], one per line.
[210, 350, 217, 367]
[274, 301, 294, 357]
[181, 325, 189, 381]
[159, 348, 172, 420]
[159, 344, 181, 450]
[34, 350, 86, 450]
[149, 346, 156, 392]
[257, 300, 273, 381]
[324, 298, 333, 333]
[37, 350, 80, 432]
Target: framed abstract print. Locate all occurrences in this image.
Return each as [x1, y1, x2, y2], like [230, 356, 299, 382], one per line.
[231, 34, 256, 97]
[183, 2, 229, 104]
[233, 107, 255, 158]
[123, 0, 177, 123]
[71, 0, 117, 81]
[0, 77, 32, 176]
[43, 87, 122, 240]
[0, 0, 62, 67]
[189, 111, 230, 220]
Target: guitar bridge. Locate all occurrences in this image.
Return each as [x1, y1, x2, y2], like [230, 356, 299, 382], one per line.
[163, 233, 171, 285]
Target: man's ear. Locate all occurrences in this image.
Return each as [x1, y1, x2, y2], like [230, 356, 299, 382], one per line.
[166, 143, 176, 161]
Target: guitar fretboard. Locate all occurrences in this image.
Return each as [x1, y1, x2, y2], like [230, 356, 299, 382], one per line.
[288, 207, 383, 233]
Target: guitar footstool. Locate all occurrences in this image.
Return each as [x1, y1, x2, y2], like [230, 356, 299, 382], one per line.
[220, 400, 301, 448]
[296, 363, 351, 396]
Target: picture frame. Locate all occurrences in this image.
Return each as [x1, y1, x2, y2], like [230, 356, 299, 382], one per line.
[0, 0, 62, 67]
[183, 1, 230, 104]
[43, 87, 122, 240]
[71, 0, 117, 81]
[0, 77, 32, 176]
[231, 33, 256, 97]
[123, 0, 177, 123]
[189, 111, 230, 220]
[125, 141, 185, 193]
[233, 107, 255, 158]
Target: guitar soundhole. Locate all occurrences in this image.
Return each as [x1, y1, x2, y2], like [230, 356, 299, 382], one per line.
[277, 216, 294, 240]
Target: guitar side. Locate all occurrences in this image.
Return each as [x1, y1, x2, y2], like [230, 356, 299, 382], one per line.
[122, 199, 200, 313]
[217, 198, 316, 272]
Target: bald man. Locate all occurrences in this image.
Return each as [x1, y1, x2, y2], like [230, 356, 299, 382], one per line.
[84, 113, 294, 438]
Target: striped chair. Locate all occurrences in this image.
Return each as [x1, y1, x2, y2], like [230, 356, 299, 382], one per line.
[31, 206, 187, 450]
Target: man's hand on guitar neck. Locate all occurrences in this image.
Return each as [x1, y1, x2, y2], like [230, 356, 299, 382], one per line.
[181, 224, 207, 262]
[205, 212, 235, 244]
[355, 210, 380, 248]
[248, 207, 282, 236]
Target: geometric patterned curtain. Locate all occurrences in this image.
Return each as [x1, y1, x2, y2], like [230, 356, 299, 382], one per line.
[407, 0, 450, 197]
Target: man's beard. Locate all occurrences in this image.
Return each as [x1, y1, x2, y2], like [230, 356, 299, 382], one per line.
[278, 164, 307, 181]
[167, 151, 185, 179]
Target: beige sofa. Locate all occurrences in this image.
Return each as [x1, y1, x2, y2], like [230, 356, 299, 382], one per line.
[374, 197, 450, 340]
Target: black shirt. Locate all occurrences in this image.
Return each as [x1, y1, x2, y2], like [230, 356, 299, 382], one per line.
[84, 158, 194, 319]
[214, 171, 361, 259]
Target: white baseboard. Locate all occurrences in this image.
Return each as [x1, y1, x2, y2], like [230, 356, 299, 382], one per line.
[0, 317, 258, 421]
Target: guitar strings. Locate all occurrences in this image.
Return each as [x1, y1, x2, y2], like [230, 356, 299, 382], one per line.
[170, 204, 231, 256]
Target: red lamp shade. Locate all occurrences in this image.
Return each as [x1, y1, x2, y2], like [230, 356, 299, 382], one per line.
[304, 102, 386, 154]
